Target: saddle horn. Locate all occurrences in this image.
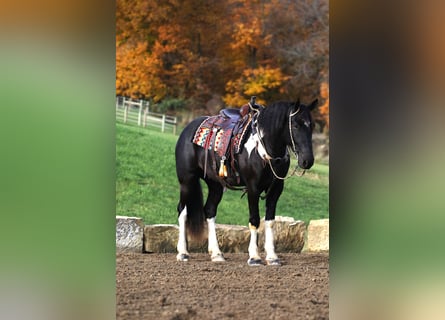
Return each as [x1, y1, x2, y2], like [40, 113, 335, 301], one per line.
[249, 96, 262, 112]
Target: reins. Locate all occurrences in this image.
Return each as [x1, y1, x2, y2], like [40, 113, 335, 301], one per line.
[220, 100, 307, 198]
[254, 106, 306, 180]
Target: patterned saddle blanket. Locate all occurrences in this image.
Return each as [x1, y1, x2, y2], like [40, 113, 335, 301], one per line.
[192, 107, 252, 158]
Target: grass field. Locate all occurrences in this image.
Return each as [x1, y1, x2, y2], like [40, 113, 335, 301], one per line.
[116, 123, 329, 226]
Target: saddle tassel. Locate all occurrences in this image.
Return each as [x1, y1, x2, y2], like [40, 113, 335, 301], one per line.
[219, 156, 228, 178]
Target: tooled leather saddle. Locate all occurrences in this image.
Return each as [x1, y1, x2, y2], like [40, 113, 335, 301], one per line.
[192, 97, 262, 180]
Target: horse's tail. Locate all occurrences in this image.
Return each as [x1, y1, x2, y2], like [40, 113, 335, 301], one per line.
[178, 177, 207, 242]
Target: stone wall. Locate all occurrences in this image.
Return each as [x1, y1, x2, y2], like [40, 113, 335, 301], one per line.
[306, 219, 329, 252]
[116, 216, 329, 254]
[116, 216, 144, 253]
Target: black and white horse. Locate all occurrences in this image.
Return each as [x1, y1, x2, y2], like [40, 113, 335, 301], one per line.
[175, 99, 317, 265]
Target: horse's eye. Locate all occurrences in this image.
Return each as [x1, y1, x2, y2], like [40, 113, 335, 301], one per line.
[295, 119, 304, 127]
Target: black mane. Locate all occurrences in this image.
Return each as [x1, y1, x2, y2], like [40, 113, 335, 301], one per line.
[258, 101, 293, 132]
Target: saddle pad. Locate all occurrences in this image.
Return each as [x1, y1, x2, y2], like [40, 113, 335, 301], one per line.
[192, 123, 212, 148]
[192, 115, 252, 157]
[192, 122, 226, 157]
[192, 117, 229, 157]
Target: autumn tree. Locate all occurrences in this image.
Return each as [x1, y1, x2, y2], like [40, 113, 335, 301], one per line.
[222, 0, 290, 106]
[116, 0, 329, 130]
[319, 77, 329, 132]
[115, 0, 169, 100]
[116, 41, 166, 100]
[265, 0, 329, 101]
[224, 66, 289, 106]
[116, 0, 230, 107]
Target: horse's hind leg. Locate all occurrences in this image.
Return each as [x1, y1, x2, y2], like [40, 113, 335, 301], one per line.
[204, 179, 225, 262]
[176, 176, 202, 262]
[176, 201, 190, 262]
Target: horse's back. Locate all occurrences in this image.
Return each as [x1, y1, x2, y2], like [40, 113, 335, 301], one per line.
[175, 116, 207, 177]
[176, 116, 207, 151]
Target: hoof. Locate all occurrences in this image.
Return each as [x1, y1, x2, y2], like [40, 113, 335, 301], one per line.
[266, 259, 281, 266]
[247, 258, 263, 266]
[211, 253, 226, 262]
[176, 253, 190, 262]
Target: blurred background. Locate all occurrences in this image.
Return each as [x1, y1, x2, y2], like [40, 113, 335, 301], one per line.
[1, 0, 445, 319]
[116, 0, 329, 133]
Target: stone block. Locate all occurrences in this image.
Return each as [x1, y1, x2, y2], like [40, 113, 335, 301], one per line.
[215, 224, 250, 253]
[144, 224, 179, 253]
[306, 219, 329, 252]
[258, 216, 306, 253]
[116, 216, 144, 253]
[142, 216, 306, 253]
[143, 224, 250, 253]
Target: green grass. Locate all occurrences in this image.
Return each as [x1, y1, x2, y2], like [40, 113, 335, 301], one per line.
[116, 123, 329, 225]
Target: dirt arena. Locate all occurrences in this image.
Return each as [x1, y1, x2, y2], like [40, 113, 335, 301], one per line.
[116, 252, 329, 319]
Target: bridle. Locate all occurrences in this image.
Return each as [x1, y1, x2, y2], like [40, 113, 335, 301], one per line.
[253, 106, 306, 180]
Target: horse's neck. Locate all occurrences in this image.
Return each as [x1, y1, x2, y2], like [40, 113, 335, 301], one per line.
[256, 122, 287, 159]
[265, 136, 287, 158]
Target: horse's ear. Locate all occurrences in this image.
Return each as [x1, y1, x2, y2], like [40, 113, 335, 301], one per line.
[308, 99, 318, 111]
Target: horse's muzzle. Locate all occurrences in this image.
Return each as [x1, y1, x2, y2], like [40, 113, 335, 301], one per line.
[299, 156, 314, 169]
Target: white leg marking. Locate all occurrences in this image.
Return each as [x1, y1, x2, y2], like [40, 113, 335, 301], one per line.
[207, 217, 225, 262]
[248, 224, 260, 259]
[265, 220, 280, 265]
[176, 207, 189, 261]
[247, 224, 263, 266]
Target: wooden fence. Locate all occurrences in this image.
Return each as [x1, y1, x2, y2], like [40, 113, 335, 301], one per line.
[116, 97, 177, 135]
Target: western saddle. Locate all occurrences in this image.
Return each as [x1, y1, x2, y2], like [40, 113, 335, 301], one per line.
[192, 96, 263, 181]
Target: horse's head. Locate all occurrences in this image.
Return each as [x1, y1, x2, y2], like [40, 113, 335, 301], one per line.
[288, 99, 318, 169]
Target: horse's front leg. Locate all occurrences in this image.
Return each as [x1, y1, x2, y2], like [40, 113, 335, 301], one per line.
[264, 180, 284, 266]
[264, 220, 280, 266]
[247, 190, 262, 266]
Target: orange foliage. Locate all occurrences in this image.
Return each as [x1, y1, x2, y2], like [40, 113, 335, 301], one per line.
[224, 66, 289, 106]
[116, 42, 166, 101]
[116, 0, 329, 129]
[319, 81, 329, 130]
[230, 18, 271, 51]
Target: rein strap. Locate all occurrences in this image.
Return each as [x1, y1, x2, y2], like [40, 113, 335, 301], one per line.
[255, 108, 304, 180]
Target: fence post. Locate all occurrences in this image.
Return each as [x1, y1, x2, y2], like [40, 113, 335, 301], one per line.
[173, 118, 177, 135]
[138, 100, 143, 126]
[123, 102, 128, 123]
[143, 107, 147, 127]
[161, 114, 166, 132]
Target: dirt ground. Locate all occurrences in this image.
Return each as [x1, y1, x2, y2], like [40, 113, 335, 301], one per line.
[116, 252, 329, 320]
